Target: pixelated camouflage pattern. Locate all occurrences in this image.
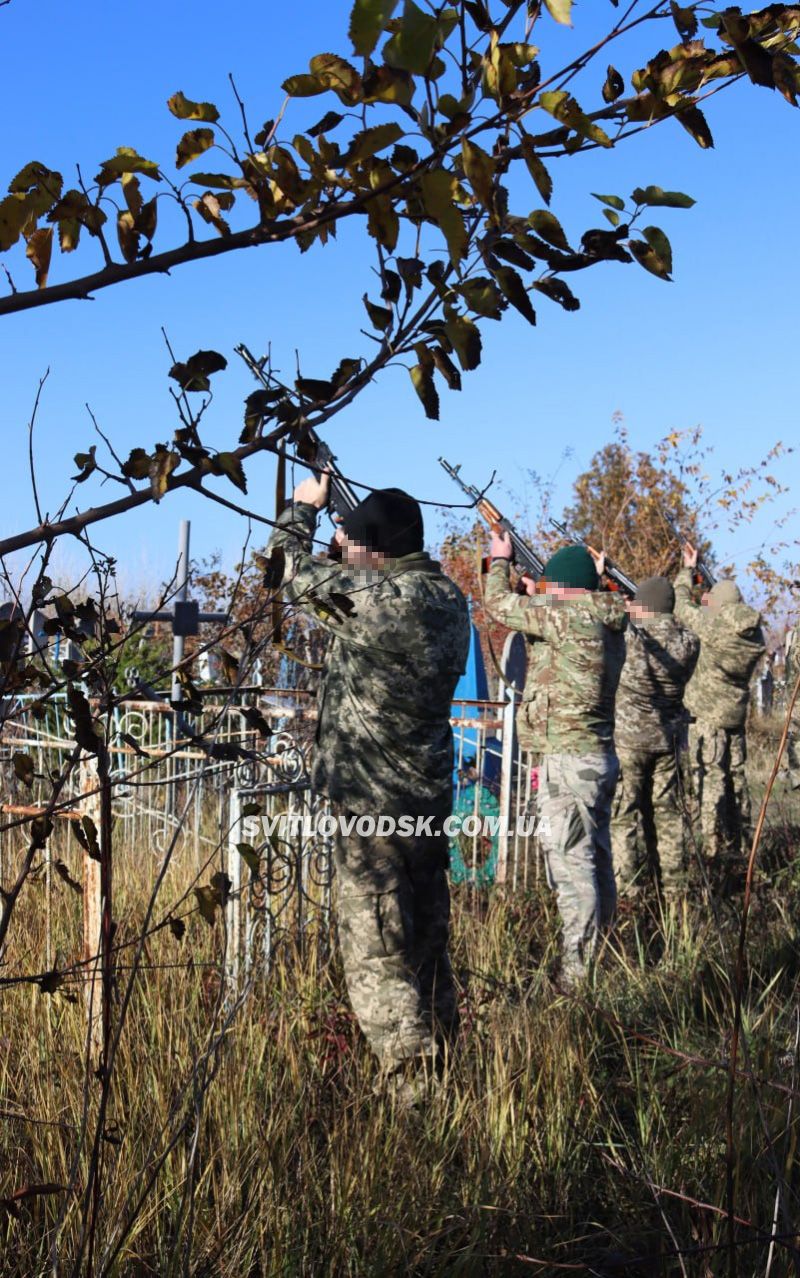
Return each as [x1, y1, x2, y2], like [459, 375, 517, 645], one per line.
[612, 747, 688, 897]
[537, 751, 619, 981]
[674, 567, 765, 730]
[687, 721, 751, 861]
[484, 560, 628, 755]
[269, 503, 470, 818]
[614, 615, 699, 754]
[334, 824, 456, 1066]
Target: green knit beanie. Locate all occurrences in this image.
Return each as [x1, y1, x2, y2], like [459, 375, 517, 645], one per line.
[543, 544, 599, 591]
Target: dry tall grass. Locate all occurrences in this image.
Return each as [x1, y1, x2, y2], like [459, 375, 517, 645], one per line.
[2, 727, 800, 1275]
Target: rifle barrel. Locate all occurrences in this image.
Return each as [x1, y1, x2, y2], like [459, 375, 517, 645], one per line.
[440, 458, 544, 579]
[235, 344, 359, 517]
[661, 508, 717, 589]
[438, 456, 483, 506]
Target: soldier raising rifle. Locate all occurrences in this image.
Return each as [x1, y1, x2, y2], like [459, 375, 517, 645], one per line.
[438, 459, 635, 986]
[267, 468, 470, 1107]
[611, 577, 699, 904]
[673, 540, 765, 892]
[484, 532, 627, 989]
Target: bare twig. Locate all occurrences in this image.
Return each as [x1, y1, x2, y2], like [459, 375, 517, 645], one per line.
[86, 403, 137, 492]
[26, 370, 50, 526]
[228, 72, 254, 154]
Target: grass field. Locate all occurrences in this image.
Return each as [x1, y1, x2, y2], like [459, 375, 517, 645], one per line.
[2, 721, 800, 1276]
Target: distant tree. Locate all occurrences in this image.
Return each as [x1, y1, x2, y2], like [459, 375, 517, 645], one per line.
[562, 422, 709, 580]
[563, 419, 792, 598]
[436, 521, 503, 680]
[438, 420, 793, 668]
[114, 626, 173, 693]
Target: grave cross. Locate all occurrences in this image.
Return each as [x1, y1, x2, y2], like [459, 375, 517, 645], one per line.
[131, 520, 229, 705]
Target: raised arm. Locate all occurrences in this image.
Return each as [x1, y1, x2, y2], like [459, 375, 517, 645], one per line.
[483, 531, 551, 639]
[269, 502, 338, 595]
[673, 542, 711, 638]
[268, 473, 371, 641]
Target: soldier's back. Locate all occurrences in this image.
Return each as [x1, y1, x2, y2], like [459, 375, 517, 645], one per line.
[684, 601, 765, 730]
[615, 615, 699, 754]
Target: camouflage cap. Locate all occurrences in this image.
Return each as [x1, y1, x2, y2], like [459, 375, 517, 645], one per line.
[708, 579, 742, 607]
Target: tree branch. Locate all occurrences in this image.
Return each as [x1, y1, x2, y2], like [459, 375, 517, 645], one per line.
[0, 220, 298, 318]
[0, 323, 396, 556]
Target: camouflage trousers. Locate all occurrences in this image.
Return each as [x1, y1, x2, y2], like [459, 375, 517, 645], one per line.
[611, 746, 688, 898]
[537, 751, 619, 982]
[333, 818, 457, 1068]
[688, 722, 752, 862]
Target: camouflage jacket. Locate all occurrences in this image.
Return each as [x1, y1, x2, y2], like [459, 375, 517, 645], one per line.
[615, 614, 699, 754]
[268, 503, 470, 818]
[484, 561, 627, 755]
[674, 567, 765, 730]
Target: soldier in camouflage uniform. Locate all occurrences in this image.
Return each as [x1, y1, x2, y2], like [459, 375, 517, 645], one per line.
[674, 545, 765, 874]
[485, 536, 627, 985]
[268, 472, 470, 1094]
[611, 577, 699, 900]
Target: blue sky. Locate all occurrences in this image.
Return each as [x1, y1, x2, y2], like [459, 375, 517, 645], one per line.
[1, 1, 798, 601]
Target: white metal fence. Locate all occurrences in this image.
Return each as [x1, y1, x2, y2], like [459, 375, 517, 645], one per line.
[0, 686, 539, 982]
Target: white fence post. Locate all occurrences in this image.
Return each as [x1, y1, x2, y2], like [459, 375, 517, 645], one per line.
[80, 755, 103, 1066]
[497, 693, 516, 886]
[496, 632, 528, 887]
[226, 786, 242, 989]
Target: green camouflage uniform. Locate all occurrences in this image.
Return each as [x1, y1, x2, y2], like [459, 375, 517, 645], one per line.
[269, 503, 470, 1067]
[674, 568, 765, 864]
[611, 616, 699, 898]
[484, 562, 627, 981]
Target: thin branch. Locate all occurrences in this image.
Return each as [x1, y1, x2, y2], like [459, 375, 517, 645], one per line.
[26, 369, 50, 526]
[0, 430, 283, 558]
[0, 0, 776, 325]
[0, 258, 486, 560]
[77, 163, 113, 269]
[86, 403, 137, 494]
[228, 72, 254, 154]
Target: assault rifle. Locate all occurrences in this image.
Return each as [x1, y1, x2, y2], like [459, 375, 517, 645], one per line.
[439, 458, 545, 581]
[661, 511, 716, 590]
[549, 518, 637, 599]
[235, 343, 360, 520]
